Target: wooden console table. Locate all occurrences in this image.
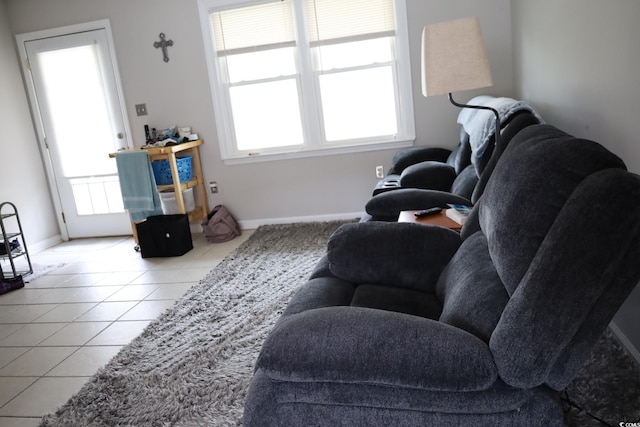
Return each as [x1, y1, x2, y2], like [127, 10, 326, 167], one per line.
[110, 139, 209, 241]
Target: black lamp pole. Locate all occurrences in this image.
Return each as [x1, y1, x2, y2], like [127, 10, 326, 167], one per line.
[448, 93, 501, 152]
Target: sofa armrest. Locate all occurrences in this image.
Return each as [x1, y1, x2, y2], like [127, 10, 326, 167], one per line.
[365, 188, 472, 219]
[399, 161, 456, 191]
[257, 306, 497, 392]
[327, 222, 461, 292]
[390, 147, 452, 174]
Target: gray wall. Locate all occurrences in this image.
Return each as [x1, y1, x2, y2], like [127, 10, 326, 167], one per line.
[4, 0, 512, 238]
[511, 0, 640, 359]
[0, 0, 59, 251]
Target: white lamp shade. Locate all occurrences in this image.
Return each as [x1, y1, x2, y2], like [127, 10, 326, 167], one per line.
[421, 16, 493, 97]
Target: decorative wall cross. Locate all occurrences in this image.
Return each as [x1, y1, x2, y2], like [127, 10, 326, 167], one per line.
[153, 33, 173, 63]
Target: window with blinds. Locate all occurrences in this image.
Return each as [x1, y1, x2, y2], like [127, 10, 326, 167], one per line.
[199, 0, 414, 162]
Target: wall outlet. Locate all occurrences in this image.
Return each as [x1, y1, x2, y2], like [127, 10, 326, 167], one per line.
[375, 165, 384, 179]
[209, 181, 218, 194]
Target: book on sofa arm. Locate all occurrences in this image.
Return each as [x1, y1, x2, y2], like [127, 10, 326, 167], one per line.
[446, 204, 472, 225]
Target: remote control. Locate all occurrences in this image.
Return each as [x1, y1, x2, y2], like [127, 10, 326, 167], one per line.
[414, 207, 442, 218]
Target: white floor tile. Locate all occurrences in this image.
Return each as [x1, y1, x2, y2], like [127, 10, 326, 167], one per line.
[0, 305, 58, 324]
[63, 286, 123, 303]
[29, 288, 83, 304]
[0, 377, 38, 407]
[0, 324, 66, 347]
[57, 273, 110, 288]
[145, 283, 194, 300]
[0, 289, 52, 305]
[22, 274, 76, 289]
[0, 416, 42, 426]
[0, 347, 77, 377]
[129, 269, 182, 284]
[119, 300, 175, 321]
[32, 303, 97, 323]
[0, 347, 30, 369]
[38, 322, 111, 346]
[46, 346, 121, 377]
[0, 377, 88, 417]
[75, 301, 137, 322]
[172, 268, 213, 283]
[0, 324, 25, 341]
[93, 271, 145, 286]
[104, 284, 159, 302]
[86, 320, 151, 346]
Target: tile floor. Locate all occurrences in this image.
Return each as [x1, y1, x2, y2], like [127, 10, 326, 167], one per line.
[0, 231, 252, 426]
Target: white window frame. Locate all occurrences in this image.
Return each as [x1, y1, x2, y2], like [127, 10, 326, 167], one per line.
[198, 0, 415, 164]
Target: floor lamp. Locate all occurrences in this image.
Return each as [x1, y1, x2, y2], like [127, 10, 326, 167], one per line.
[421, 17, 500, 150]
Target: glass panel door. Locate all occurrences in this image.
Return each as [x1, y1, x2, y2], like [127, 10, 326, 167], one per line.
[21, 25, 132, 238]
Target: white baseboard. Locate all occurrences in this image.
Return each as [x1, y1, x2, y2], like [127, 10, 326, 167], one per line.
[609, 321, 640, 365]
[28, 235, 64, 254]
[237, 212, 364, 231]
[25, 213, 362, 254]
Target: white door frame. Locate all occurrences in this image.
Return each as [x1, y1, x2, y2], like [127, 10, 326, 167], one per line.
[16, 19, 133, 241]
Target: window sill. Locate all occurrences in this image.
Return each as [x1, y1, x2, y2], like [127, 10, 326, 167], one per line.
[222, 138, 415, 165]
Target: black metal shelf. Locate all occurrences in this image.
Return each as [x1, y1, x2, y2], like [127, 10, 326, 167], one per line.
[0, 202, 32, 280]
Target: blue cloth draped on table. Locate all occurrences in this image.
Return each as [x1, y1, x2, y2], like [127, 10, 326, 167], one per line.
[115, 151, 163, 222]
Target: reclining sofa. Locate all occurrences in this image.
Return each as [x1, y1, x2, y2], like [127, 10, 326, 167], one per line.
[372, 108, 533, 196]
[364, 110, 540, 222]
[244, 124, 640, 426]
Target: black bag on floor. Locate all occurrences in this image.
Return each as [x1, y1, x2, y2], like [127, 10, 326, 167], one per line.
[0, 275, 24, 295]
[136, 214, 193, 258]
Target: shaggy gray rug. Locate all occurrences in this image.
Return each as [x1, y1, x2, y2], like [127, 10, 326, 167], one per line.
[39, 221, 640, 426]
[564, 328, 640, 426]
[40, 221, 348, 427]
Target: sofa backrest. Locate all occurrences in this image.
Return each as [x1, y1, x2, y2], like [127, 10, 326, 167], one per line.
[470, 110, 541, 204]
[447, 111, 541, 204]
[446, 134, 473, 175]
[438, 124, 640, 390]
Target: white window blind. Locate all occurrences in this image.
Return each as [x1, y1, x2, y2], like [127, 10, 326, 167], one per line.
[305, 0, 396, 46]
[211, 1, 295, 55]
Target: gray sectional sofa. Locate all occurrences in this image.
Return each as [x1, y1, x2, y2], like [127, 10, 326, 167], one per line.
[244, 124, 640, 426]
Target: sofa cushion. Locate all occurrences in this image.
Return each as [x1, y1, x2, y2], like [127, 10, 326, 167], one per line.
[351, 285, 442, 319]
[449, 164, 478, 200]
[257, 307, 498, 392]
[450, 134, 473, 174]
[436, 232, 509, 343]
[281, 277, 355, 321]
[308, 255, 332, 279]
[327, 222, 461, 293]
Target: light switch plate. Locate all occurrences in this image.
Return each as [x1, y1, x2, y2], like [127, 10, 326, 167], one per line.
[135, 103, 148, 116]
